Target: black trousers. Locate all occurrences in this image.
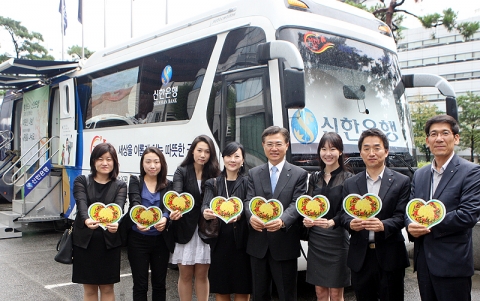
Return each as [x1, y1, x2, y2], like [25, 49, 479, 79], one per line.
[351, 248, 405, 301]
[127, 230, 170, 301]
[250, 250, 298, 301]
[417, 246, 472, 301]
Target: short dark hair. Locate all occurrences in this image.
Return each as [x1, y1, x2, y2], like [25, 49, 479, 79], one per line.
[180, 135, 220, 181]
[358, 128, 389, 151]
[261, 126, 289, 144]
[424, 114, 459, 135]
[140, 147, 168, 191]
[222, 141, 246, 176]
[317, 132, 349, 172]
[90, 143, 119, 180]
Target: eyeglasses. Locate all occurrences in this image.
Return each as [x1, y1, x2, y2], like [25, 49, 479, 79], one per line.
[264, 142, 285, 149]
[361, 147, 383, 154]
[428, 131, 452, 138]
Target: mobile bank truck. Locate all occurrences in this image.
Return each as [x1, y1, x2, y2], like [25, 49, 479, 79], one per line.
[0, 0, 457, 269]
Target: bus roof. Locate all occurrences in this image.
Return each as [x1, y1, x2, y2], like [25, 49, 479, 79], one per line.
[76, 0, 395, 76]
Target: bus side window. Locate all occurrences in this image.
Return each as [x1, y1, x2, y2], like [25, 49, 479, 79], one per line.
[138, 38, 216, 124]
[80, 36, 216, 129]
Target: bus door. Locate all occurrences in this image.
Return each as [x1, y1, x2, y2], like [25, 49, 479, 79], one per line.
[54, 78, 77, 217]
[55, 79, 76, 167]
[210, 67, 273, 170]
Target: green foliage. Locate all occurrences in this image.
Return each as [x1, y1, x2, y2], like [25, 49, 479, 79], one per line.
[344, 0, 369, 11]
[457, 22, 480, 41]
[346, 2, 479, 43]
[0, 16, 53, 61]
[417, 161, 430, 168]
[457, 92, 480, 162]
[410, 102, 442, 162]
[418, 8, 480, 41]
[67, 45, 95, 61]
[418, 13, 442, 28]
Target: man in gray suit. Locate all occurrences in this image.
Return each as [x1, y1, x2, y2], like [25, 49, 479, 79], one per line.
[244, 126, 308, 301]
[407, 115, 480, 301]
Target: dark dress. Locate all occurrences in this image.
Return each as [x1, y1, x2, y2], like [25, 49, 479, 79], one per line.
[72, 175, 127, 284]
[201, 175, 252, 294]
[306, 168, 353, 288]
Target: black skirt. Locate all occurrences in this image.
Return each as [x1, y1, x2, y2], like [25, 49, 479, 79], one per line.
[72, 227, 121, 284]
[208, 222, 252, 294]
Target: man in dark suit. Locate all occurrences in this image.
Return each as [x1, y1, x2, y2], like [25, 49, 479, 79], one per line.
[341, 128, 410, 301]
[407, 114, 480, 301]
[244, 126, 308, 301]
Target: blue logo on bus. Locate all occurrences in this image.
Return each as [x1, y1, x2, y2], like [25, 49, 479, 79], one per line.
[291, 108, 318, 144]
[161, 65, 172, 85]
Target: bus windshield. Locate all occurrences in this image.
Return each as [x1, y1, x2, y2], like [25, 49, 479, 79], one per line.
[278, 28, 414, 167]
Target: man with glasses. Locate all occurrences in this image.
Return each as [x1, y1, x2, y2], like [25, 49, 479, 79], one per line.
[341, 128, 410, 301]
[407, 114, 480, 301]
[244, 126, 307, 301]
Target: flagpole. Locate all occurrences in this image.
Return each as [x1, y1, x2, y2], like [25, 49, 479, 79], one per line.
[165, 0, 168, 25]
[104, 0, 107, 48]
[131, 0, 134, 38]
[81, 0, 84, 59]
[61, 0, 65, 60]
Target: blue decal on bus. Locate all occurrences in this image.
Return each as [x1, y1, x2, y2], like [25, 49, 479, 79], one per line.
[161, 65, 172, 85]
[292, 108, 318, 144]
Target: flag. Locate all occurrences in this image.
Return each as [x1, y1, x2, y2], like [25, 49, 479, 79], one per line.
[78, 0, 83, 24]
[59, 0, 67, 35]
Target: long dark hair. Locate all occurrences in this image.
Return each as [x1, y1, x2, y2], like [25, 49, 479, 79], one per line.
[180, 135, 220, 182]
[317, 132, 348, 172]
[140, 147, 168, 191]
[221, 141, 246, 177]
[90, 142, 119, 180]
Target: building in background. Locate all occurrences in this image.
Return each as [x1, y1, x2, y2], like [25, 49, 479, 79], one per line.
[398, 16, 480, 110]
[398, 16, 480, 161]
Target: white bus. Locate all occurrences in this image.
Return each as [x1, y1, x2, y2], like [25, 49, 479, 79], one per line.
[0, 0, 457, 257]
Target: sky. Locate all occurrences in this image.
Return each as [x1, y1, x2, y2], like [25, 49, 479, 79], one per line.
[0, 0, 479, 61]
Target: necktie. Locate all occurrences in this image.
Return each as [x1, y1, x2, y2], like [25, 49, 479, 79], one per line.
[271, 166, 278, 193]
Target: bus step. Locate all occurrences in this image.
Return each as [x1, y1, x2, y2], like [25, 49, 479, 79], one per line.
[17, 216, 63, 223]
[0, 211, 22, 239]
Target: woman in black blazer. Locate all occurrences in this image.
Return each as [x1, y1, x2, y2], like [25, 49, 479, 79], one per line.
[170, 135, 220, 301]
[127, 147, 175, 301]
[202, 142, 251, 301]
[72, 143, 127, 301]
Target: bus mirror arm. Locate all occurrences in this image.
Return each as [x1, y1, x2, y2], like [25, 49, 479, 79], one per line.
[256, 41, 304, 70]
[257, 41, 306, 109]
[402, 74, 458, 122]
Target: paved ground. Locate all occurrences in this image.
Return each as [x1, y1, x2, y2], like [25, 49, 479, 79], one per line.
[1, 219, 480, 300]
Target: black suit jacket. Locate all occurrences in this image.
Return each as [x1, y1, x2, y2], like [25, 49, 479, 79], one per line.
[341, 167, 410, 272]
[201, 175, 249, 251]
[171, 165, 204, 244]
[72, 175, 127, 249]
[244, 161, 308, 261]
[127, 175, 175, 253]
[407, 154, 480, 277]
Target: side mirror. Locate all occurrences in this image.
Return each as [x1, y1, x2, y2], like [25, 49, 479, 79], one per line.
[283, 69, 305, 109]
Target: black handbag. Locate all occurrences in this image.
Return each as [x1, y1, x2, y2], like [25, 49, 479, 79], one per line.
[198, 216, 219, 242]
[55, 226, 73, 264]
[198, 178, 219, 244]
